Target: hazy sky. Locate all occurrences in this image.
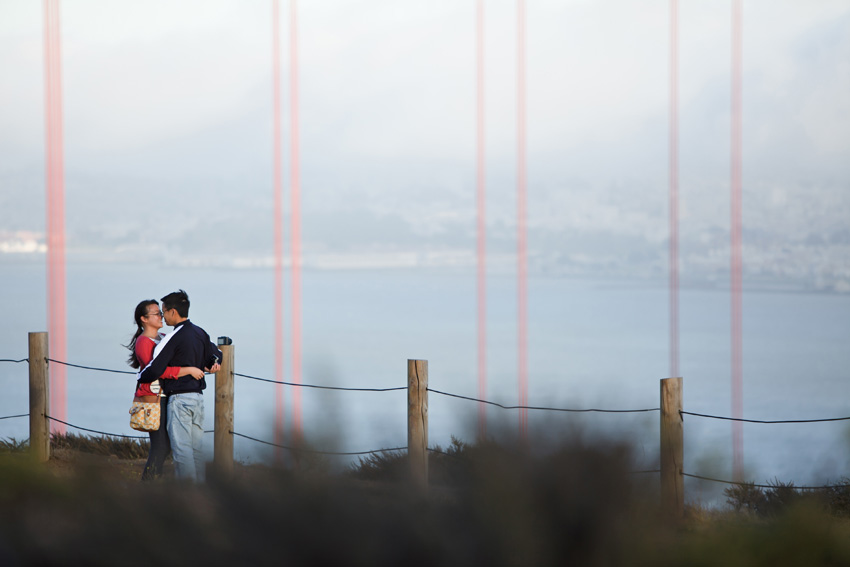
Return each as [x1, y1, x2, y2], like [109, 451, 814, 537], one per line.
[1, 0, 848, 283]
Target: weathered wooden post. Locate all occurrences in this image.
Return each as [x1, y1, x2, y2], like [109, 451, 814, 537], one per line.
[660, 377, 684, 519]
[28, 332, 50, 462]
[407, 359, 428, 488]
[213, 342, 234, 475]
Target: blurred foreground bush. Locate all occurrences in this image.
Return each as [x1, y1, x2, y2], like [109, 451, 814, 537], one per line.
[0, 437, 849, 566]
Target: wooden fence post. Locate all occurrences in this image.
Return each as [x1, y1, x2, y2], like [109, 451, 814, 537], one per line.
[28, 332, 50, 462]
[213, 343, 234, 475]
[408, 359, 428, 488]
[660, 377, 684, 519]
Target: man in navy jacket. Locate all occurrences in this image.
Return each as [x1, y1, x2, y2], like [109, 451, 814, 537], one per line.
[140, 289, 221, 481]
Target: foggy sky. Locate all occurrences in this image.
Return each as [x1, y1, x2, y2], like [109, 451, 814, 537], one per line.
[1, 0, 848, 287]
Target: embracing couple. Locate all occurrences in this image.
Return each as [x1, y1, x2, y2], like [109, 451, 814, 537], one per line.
[125, 289, 222, 482]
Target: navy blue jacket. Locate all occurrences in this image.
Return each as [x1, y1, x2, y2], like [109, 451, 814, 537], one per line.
[138, 320, 222, 395]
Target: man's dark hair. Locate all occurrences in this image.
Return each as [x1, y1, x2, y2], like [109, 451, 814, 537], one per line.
[161, 289, 190, 318]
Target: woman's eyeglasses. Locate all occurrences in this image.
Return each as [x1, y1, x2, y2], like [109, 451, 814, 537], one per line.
[146, 311, 164, 318]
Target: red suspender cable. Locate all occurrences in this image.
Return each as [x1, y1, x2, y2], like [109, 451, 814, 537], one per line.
[476, 0, 487, 440]
[289, 0, 303, 441]
[669, 0, 680, 380]
[517, 0, 528, 440]
[44, 0, 67, 435]
[272, 0, 286, 458]
[731, 0, 744, 482]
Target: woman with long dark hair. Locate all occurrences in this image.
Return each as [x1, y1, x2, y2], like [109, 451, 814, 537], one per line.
[127, 299, 204, 480]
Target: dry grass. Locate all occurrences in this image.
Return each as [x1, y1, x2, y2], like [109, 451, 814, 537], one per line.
[49, 431, 151, 459]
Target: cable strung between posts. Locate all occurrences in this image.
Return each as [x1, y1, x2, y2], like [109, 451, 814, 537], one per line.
[682, 471, 846, 491]
[0, 413, 29, 420]
[47, 358, 135, 375]
[0, 358, 28, 363]
[235, 372, 407, 392]
[231, 431, 406, 456]
[681, 410, 850, 424]
[428, 388, 660, 414]
[45, 415, 147, 439]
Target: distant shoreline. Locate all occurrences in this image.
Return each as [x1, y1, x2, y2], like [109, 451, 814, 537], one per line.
[2, 253, 847, 296]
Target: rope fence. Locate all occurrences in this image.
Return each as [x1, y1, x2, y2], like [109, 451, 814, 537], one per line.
[6, 358, 847, 423]
[681, 410, 850, 424]
[3, 358, 658, 413]
[10, 410, 850, 490]
[5, 357, 849, 425]
[6, 353, 850, 506]
[43, 414, 216, 440]
[231, 431, 406, 456]
[428, 387, 659, 413]
[681, 471, 847, 491]
[47, 358, 135, 375]
[46, 415, 147, 439]
[235, 372, 407, 392]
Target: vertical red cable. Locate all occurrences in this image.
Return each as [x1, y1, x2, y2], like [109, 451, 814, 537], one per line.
[476, 0, 487, 440]
[44, 0, 66, 435]
[517, 0, 528, 440]
[272, 0, 286, 458]
[290, 0, 303, 441]
[731, 0, 744, 481]
[669, 0, 679, 379]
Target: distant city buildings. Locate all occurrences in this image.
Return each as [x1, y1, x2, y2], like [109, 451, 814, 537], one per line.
[2, 225, 848, 293]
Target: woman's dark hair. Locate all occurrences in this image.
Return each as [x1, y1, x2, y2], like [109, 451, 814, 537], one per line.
[125, 299, 158, 368]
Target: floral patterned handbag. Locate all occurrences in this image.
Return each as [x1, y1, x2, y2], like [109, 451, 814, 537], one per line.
[129, 390, 162, 432]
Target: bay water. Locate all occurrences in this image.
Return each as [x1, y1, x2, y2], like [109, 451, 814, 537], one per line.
[2, 259, 849, 504]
